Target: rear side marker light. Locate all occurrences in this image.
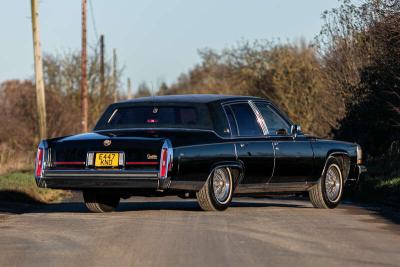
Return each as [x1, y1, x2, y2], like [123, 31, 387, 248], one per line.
[356, 145, 363, 164]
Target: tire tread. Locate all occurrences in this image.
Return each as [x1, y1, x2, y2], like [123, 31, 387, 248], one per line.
[309, 182, 329, 209]
[83, 191, 119, 213]
[309, 157, 343, 209]
[196, 167, 233, 211]
[196, 180, 217, 211]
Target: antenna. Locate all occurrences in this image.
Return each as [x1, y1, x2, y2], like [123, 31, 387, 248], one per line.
[150, 81, 155, 96]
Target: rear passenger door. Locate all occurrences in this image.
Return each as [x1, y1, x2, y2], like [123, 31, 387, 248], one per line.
[224, 102, 275, 184]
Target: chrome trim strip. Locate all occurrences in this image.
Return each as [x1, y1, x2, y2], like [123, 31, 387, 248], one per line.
[268, 141, 276, 184]
[44, 170, 158, 178]
[249, 100, 269, 135]
[235, 182, 317, 194]
[233, 143, 238, 160]
[107, 108, 118, 123]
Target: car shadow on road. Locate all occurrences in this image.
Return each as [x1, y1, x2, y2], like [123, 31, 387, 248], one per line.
[0, 198, 308, 214]
[117, 199, 307, 212]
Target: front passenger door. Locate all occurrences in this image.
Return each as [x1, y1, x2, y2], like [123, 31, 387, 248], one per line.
[254, 102, 315, 183]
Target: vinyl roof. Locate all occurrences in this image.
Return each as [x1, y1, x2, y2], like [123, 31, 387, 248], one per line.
[118, 94, 264, 104]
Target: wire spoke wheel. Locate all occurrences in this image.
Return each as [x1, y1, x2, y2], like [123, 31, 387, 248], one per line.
[196, 167, 233, 211]
[324, 164, 342, 202]
[309, 158, 344, 209]
[212, 168, 231, 204]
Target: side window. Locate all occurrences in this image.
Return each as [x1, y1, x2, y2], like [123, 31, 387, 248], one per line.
[224, 106, 238, 136]
[229, 103, 263, 136]
[255, 102, 290, 135]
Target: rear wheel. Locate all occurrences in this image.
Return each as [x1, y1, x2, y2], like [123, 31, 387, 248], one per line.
[196, 167, 233, 211]
[309, 157, 344, 209]
[83, 190, 120, 213]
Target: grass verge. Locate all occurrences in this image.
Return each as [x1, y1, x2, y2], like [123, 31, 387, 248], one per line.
[0, 171, 71, 203]
[352, 175, 400, 207]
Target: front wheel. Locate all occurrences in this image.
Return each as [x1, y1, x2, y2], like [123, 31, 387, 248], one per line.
[196, 167, 233, 211]
[309, 157, 344, 209]
[83, 190, 120, 213]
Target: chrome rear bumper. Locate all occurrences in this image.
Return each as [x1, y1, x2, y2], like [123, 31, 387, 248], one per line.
[36, 169, 159, 189]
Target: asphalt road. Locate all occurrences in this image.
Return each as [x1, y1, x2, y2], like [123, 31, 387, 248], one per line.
[0, 195, 399, 267]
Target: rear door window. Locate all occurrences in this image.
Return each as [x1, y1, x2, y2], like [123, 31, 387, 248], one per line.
[229, 103, 263, 136]
[224, 106, 238, 136]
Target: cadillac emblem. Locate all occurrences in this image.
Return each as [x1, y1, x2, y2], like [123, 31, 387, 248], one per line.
[147, 154, 158, 160]
[103, 139, 112, 146]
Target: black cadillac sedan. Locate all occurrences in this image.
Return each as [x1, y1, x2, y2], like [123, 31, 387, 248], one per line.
[34, 94, 366, 212]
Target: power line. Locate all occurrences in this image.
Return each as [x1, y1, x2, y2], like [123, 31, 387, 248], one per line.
[88, 0, 99, 42]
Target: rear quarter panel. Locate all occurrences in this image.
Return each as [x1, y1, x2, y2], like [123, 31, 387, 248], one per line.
[172, 142, 237, 183]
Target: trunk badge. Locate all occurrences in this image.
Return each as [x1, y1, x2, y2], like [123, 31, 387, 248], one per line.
[147, 154, 158, 160]
[103, 140, 112, 146]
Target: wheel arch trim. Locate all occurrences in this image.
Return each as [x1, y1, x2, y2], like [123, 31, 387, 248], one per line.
[209, 161, 244, 189]
[320, 151, 351, 183]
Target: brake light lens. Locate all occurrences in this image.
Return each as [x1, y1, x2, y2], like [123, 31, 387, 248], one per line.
[159, 139, 173, 179]
[160, 148, 168, 178]
[35, 148, 44, 177]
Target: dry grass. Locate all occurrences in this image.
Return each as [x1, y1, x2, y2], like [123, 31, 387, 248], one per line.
[0, 145, 34, 175]
[0, 171, 71, 203]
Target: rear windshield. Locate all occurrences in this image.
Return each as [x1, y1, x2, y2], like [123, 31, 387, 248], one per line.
[95, 104, 213, 130]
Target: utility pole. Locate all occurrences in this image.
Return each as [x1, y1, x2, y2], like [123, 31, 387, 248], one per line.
[127, 78, 132, 99]
[99, 34, 105, 101]
[112, 48, 117, 102]
[31, 0, 47, 140]
[81, 0, 88, 132]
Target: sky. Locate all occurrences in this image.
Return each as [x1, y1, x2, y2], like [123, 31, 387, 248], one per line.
[0, 0, 340, 93]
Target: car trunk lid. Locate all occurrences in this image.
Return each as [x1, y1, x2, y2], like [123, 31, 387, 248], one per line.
[49, 132, 165, 170]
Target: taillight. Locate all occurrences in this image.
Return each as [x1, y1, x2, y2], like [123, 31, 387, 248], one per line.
[159, 139, 173, 179]
[35, 148, 44, 177]
[160, 148, 168, 178]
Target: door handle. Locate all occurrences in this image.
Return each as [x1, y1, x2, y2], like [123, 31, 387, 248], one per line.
[273, 141, 279, 150]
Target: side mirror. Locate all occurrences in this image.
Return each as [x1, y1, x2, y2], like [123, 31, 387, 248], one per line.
[290, 125, 301, 138]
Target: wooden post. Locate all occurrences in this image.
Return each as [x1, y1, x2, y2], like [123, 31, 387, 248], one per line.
[81, 0, 88, 132]
[127, 78, 132, 99]
[31, 0, 47, 140]
[99, 34, 105, 101]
